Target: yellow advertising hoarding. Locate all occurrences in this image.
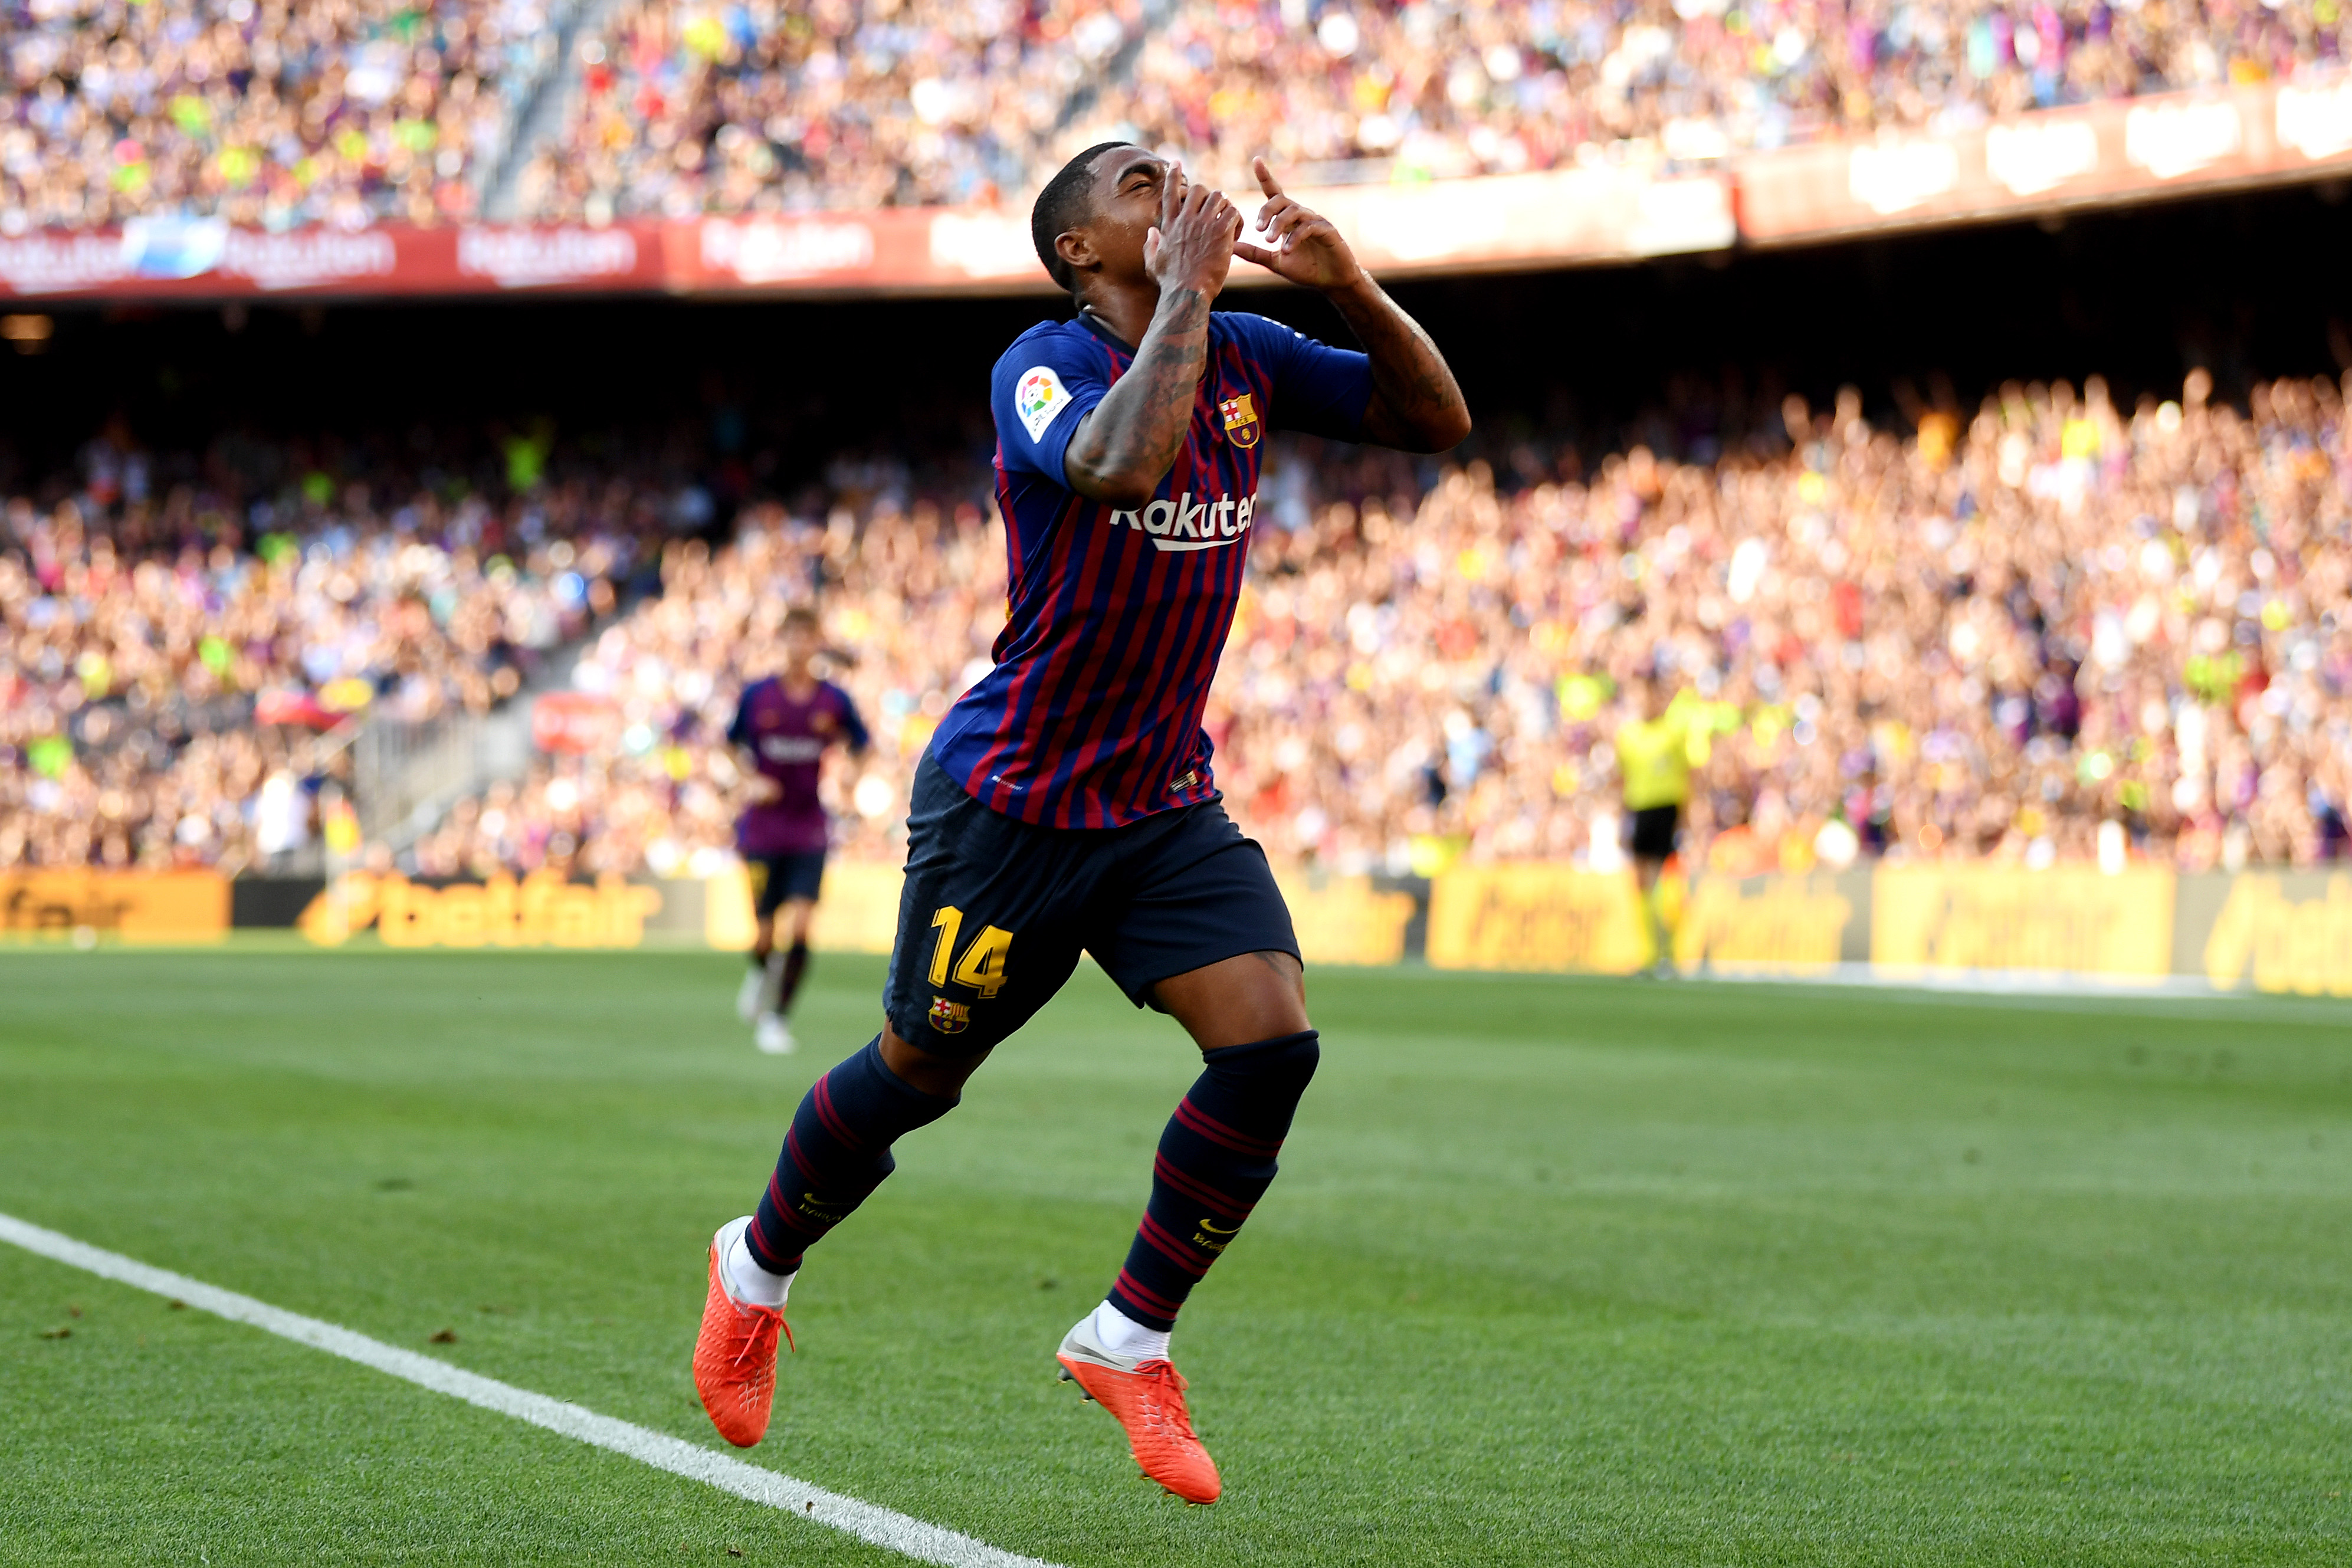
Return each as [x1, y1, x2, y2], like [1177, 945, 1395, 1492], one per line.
[704, 865, 1416, 967]
[1871, 864, 2174, 977]
[1675, 873, 1858, 975]
[2199, 873, 2352, 996]
[1275, 875, 1419, 967]
[704, 862, 904, 954]
[0, 870, 229, 943]
[1425, 865, 1650, 974]
[298, 871, 661, 949]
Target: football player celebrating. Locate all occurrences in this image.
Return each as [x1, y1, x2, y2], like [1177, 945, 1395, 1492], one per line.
[692, 147, 1468, 1502]
[727, 606, 871, 1055]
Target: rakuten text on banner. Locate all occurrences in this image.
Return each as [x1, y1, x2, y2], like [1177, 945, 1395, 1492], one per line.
[0, 173, 1733, 303]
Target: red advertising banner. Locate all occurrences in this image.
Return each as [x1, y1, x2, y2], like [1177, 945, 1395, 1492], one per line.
[530, 691, 622, 755]
[0, 173, 1732, 303]
[1734, 74, 2352, 244]
[0, 220, 668, 301]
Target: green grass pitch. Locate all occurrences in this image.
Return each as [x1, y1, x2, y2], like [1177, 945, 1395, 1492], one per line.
[2, 946, 2349, 1566]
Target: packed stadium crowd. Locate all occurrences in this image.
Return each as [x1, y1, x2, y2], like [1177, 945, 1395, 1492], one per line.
[5, 367, 2347, 877]
[0, 0, 575, 233]
[510, 0, 1137, 219]
[0, 429, 659, 871]
[389, 366, 2351, 883]
[6, 0, 2339, 232]
[1101, 0, 2341, 192]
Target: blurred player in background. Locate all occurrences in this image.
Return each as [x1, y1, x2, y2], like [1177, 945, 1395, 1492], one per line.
[1615, 673, 1708, 976]
[691, 145, 1469, 1503]
[729, 606, 870, 1054]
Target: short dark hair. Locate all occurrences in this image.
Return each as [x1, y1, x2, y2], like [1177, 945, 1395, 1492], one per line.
[781, 605, 819, 633]
[1031, 141, 1130, 292]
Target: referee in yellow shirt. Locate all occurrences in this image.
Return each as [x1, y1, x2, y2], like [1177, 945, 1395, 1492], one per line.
[1614, 675, 1705, 974]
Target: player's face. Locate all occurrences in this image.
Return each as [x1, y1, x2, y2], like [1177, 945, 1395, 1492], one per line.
[1082, 146, 1174, 283]
[782, 623, 818, 667]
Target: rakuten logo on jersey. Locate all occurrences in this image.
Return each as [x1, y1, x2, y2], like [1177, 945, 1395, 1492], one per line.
[1108, 492, 1258, 553]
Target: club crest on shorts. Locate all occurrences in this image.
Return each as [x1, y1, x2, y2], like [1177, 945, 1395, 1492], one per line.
[927, 995, 970, 1034]
[1218, 392, 1261, 448]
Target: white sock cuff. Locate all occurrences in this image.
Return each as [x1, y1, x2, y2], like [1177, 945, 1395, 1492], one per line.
[719, 1221, 793, 1309]
[1090, 1298, 1171, 1362]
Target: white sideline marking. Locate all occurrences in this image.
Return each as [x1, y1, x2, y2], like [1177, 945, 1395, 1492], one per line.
[0, 1211, 1060, 1568]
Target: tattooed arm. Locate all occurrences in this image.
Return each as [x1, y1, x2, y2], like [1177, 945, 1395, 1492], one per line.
[1062, 169, 1242, 508]
[1234, 156, 1471, 454]
[1322, 277, 1472, 452]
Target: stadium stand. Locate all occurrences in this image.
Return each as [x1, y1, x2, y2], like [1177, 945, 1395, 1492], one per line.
[1096, 0, 2340, 192]
[0, 432, 664, 870]
[1, 0, 2335, 243]
[509, 0, 1141, 219]
[57, 366, 2313, 884]
[0, 0, 570, 231]
[274, 0, 2340, 225]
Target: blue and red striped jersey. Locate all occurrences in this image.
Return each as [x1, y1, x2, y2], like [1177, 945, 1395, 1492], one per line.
[930, 310, 1372, 829]
[727, 675, 870, 855]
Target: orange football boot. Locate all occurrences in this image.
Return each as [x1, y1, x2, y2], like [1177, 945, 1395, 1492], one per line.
[1056, 1315, 1221, 1504]
[692, 1219, 792, 1448]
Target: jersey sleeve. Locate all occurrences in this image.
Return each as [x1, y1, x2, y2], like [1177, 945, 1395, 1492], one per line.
[725, 687, 755, 748]
[993, 328, 1111, 488]
[832, 685, 872, 754]
[1242, 314, 1373, 442]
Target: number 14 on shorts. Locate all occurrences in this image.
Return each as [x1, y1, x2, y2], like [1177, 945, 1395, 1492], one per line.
[927, 906, 1013, 999]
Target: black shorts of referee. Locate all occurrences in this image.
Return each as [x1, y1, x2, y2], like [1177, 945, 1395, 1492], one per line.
[1626, 802, 1681, 862]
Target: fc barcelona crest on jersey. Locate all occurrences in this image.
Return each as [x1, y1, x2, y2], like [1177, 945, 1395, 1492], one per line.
[1218, 392, 1261, 448]
[927, 995, 970, 1034]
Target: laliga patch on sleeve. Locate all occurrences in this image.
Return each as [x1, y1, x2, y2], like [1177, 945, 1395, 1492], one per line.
[1015, 366, 1071, 443]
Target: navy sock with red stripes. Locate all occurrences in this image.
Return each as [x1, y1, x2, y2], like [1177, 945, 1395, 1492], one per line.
[744, 1035, 957, 1275]
[1107, 1029, 1320, 1332]
[776, 941, 811, 1013]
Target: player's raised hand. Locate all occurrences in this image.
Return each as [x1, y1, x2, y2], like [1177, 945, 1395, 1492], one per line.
[1234, 156, 1364, 293]
[1143, 160, 1241, 298]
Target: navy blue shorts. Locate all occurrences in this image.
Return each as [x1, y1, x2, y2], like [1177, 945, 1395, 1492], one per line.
[883, 752, 1298, 1057]
[747, 851, 827, 918]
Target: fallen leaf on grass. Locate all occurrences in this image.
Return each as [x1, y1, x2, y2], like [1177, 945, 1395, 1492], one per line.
[428, 1328, 458, 1344]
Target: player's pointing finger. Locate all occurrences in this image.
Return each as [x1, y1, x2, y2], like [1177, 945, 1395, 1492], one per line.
[1252, 156, 1284, 199]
